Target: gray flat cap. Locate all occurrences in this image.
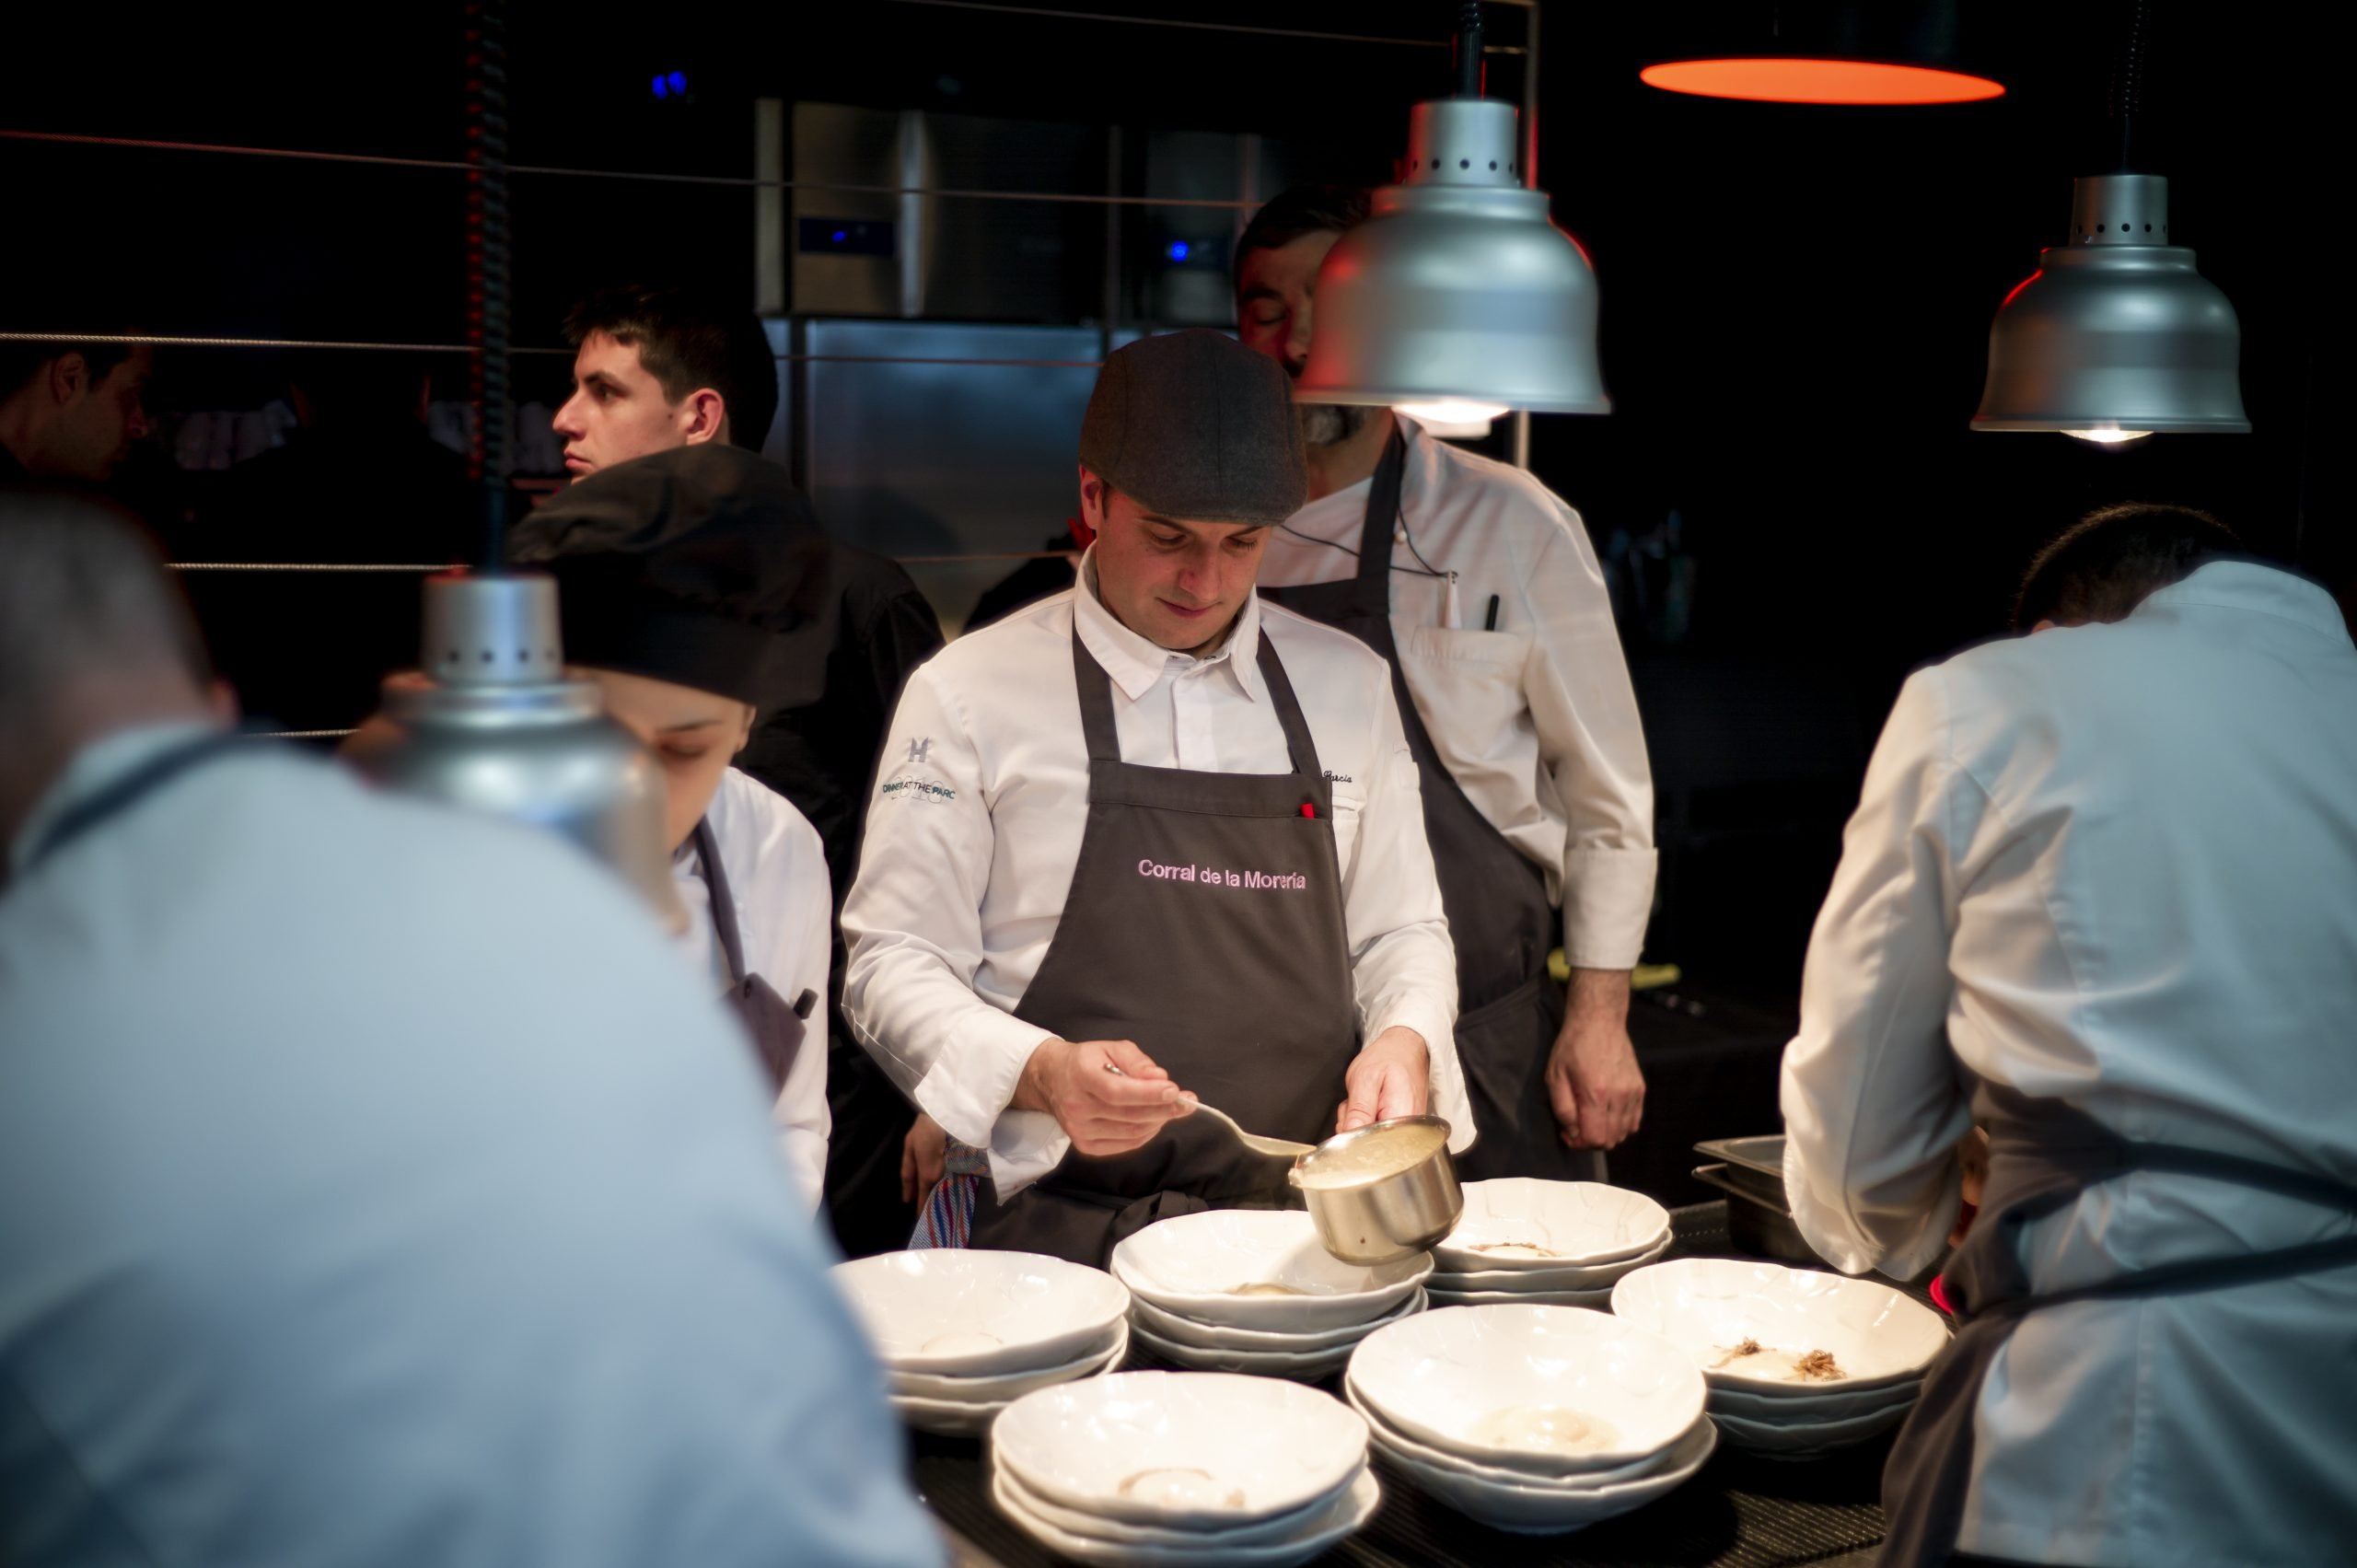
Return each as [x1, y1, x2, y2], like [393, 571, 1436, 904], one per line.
[1078, 331, 1307, 527]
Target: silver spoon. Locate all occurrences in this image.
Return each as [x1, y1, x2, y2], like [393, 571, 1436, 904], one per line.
[1102, 1060, 1316, 1157]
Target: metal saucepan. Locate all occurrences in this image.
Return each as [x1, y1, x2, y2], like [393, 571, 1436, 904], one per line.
[1286, 1114, 1462, 1265]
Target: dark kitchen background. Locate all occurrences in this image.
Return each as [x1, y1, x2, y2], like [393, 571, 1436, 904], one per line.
[7, 1, 2342, 1200]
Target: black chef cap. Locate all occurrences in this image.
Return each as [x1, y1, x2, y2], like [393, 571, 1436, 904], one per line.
[1078, 331, 1306, 527]
[507, 444, 830, 711]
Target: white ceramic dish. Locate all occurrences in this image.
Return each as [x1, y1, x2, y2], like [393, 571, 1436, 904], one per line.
[993, 1371, 1369, 1528]
[992, 1464, 1380, 1566]
[1434, 1180, 1671, 1273]
[831, 1250, 1130, 1376]
[1427, 1230, 1674, 1291]
[1609, 1259, 1950, 1391]
[1112, 1211, 1432, 1331]
[1341, 1377, 1679, 1489]
[1424, 1284, 1617, 1310]
[1131, 1286, 1425, 1352]
[1706, 1376, 1922, 1422]
[1709, 1400, 1913, 1453]
[1128, 1320, 1358, 1380]
[993, 1461, 1365, 1549]
[888, 1334, 1128, 1436]
[1348, 1305, 1705, 1475]
[1368, 1413, 1719, 1535]
[888, 1324, 1130, 1401]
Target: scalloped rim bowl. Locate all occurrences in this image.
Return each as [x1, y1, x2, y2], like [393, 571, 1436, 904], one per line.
[1346, 1304, 1706, 1474]
[1131, 1286, 1427, 1352]
[992, 1371, 1370, 1528]
[832, 1250, 1131, 1376]
[1111, 1211, 1432, 1331]
[1429, 1228, 1674, 1291]
[1608, 1258, 1950, 1390]
[1434, 1180, 1671, 1272]
[991, 1464, 1381, 1565]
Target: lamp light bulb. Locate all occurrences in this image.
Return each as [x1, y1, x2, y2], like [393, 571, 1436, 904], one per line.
[1398, 399, 1510, 426]
[2062, 427, 2154, 445]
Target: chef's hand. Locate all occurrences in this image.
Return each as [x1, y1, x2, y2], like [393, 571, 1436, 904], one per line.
[1339, 1028, 1431, 1133]
[901, 1114, 948, 1205]
[1949, 1126, 1991, 1246]
[1546, 970, 1645, 1150]
[1015, 1037, 1192, 1156]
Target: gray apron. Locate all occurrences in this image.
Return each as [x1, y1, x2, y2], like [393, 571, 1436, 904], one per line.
[963, 627, 1361, 1268]
[1262, 427, 1599, 1182]
[690, 819, 814, 1093]
[1880, 1076, 2357, 1566]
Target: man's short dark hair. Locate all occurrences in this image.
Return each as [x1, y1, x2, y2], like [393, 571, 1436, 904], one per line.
[562, 284, 778, 452]
[0, 339, 140, 403]
[2013, 503, 2243, 631]
[1236, 185, 1373, 272]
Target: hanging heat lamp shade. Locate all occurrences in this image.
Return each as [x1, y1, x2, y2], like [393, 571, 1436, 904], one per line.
[1641, 1, 2004, 106]
[1295, 96, 1608, 422]
[1972, 188, 2247, 442]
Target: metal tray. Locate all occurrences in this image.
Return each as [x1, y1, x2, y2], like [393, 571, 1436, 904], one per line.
[1691, 1162, 1822, 1266]
[1693, 1134, 1787, 1206]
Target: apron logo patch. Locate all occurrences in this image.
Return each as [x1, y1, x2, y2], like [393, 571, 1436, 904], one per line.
[1137, 857, 1307, 891]
[906, 737, 933, 765]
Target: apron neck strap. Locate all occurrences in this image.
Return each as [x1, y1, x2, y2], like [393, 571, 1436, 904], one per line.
[26, 728, 258, 873]
[1069, 623, 1327, 783]
[1351, 424, 1411, 597]
[691, 819, 748, 986]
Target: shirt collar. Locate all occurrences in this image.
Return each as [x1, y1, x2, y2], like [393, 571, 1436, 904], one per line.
[9, 719, 222, 876]
[2138, 559, 2351, 645]
[1073, 548, 1263, 703]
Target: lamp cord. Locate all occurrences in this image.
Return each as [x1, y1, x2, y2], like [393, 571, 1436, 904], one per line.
[464, 1, 512, 570]
[2107, 0, 2152, 172]
[1452, 1, 1485, 98]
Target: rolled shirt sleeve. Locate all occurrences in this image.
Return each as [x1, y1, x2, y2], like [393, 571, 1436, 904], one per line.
[1779, 668, 1975, 1280]
[840, 665, 1066, 1185]
[1342, 668, 1470, 1150]
[1519, 504, 1656, 970]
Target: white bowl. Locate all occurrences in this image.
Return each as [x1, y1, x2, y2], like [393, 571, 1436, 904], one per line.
[1609, 1259, 1950, 1391]
[1425, 1284, 1616, 1310]
[992, 1463, 1380, 1566]
[1129, 1320, 1359, 1380]
[1707, 1377, 1922, 1422]
[888, 1332, 1129, 1436]
[831, 1250, 1130, 1376]
[1132, 1287, 1425, 1352]
[1434, 1180, 1671, 1273]
[993, 1460, 1366, 1549]
[890, 1324, 1130, 1401]
[1368, 1411, 1719, 1534]
[1341, 1377, 1681, 1489]
[1710, 1400, 1913, 1454]
[1112, 1211, 1432, 1331]
[1428, 1230, 1675, 1291]
[1348, 1305, 1705, 1475]
[993, 1371, 1369, 1528]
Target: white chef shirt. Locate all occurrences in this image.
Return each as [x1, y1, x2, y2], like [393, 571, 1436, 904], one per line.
[672, 767, 832, 1212]
[1257, 415, 1655, 970]
[0, 726, 943, 1568]
[1779, 563, 2357, 1567]
[842, 556, 1465, 1198]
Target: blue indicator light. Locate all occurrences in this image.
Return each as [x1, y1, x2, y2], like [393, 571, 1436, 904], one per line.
[1167, 240, 1190, 261]
[652, 75, 668, 99]
[832, 229, 847, 243]
[668, 71, 687, 93]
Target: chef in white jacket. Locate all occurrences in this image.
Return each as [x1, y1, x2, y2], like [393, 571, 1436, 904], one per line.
[1779, 504, 2357, 1568]
[843, 331, 1465, 1267]
[1235, 185, 1655, 1179]
[511, 444, 835, 1209]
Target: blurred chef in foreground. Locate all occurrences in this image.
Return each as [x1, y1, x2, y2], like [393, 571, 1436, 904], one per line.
[843, 331, 1466, 1266]
[1237, 184, 1655, 1178]
[1780, 505, 2357, 1567]
[0, 490, 941, 1568]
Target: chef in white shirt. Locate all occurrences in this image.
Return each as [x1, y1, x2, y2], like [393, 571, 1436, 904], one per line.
[0, 491, 941, 1568]
[1778, 504, 2357, 1568]
[510, 444, 835, 1210]
[842, 330, 1465, 1266]
[1235, 184, 1655, 1179]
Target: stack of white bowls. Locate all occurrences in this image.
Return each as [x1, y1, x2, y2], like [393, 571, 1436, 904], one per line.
[830, 1250, 1131, 1436]
[1610, 1258, 1950, 1457]
[1345, 1304, 1717, 1534]
[991, 1370, 1380, 1567]
[1426, 1179, 1675, 1307]
[1109, 1210, 1432, 1381]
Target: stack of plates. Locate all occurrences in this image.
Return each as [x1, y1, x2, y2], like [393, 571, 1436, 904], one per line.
[1609, 1258, 1950, 1457]
[1109, 1210, 1432, 1381]
[830, 1250, 1131, 1436]
[1426, 1179, 1674, 1307]
[991, 1371, 1380, 1567]
[1344, 1304, 1715, 1535]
